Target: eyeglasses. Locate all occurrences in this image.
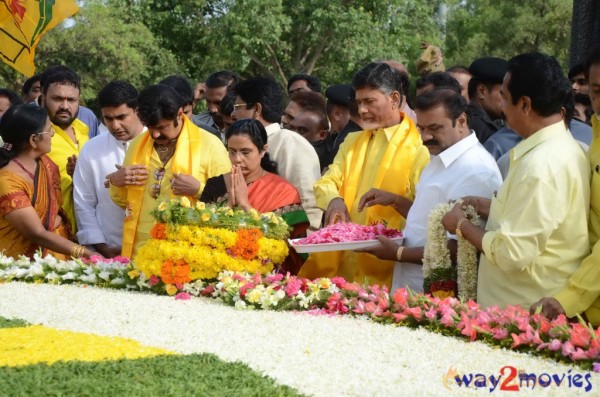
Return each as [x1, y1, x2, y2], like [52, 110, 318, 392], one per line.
[37, 127, 56, 137]
[150, 167, 166, 199]
[233, 103, 248, 110]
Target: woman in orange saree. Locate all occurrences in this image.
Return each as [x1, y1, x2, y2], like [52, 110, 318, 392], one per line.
[0, 105, 94, 259]
[200, 119, 309, 274]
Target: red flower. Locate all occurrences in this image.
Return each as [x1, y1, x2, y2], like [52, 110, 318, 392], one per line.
[570, 323, 592, 348]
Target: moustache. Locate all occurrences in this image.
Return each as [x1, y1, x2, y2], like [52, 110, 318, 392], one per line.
[57, 110, 72, 116]
[423, 139, 439, 147]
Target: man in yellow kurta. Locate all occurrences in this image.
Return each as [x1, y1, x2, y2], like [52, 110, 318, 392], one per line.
[110, 85, 230, 259]
[442, 52, 590, 311]
[42, 69, 90, 234]
[298, 63, 430, 287]
[532, 48, 600, 325]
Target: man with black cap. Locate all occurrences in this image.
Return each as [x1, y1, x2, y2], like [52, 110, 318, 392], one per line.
[324, 84, 363, 159]
[466, 57, 507, 143]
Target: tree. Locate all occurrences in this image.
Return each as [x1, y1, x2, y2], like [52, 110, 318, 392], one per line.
[0, 1, 179, 109]
[443, 0, 572, 69]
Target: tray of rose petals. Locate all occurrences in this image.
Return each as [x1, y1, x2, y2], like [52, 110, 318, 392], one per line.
[289, 223, 404, 253]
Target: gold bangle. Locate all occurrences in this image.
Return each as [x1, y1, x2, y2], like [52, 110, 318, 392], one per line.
[71, 244, 85, 258]
[456, 218, 468, 239]
[396, 246, 404, 261]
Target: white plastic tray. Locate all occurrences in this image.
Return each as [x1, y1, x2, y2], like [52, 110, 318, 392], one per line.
[289, 237, 404, 254]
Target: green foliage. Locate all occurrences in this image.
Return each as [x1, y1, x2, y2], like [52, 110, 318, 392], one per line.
[0, 0, 575, 101]
[0, 316, 29, 329]
[444, 0, 572, 69]
[0, 353, 304, 397]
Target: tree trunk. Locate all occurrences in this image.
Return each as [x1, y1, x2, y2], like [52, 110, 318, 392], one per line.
[570, 0, 600, 67]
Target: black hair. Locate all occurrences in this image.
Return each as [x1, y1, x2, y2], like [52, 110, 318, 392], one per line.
[219, 91, 236, 117]
[568, 63, 586, 80]
[137, 84, 185, 127]
[22, 74, 41, 96]
[288, 90, 327, 112]
[0, 88, 23, 107]
[206, 70, 240, 90]
[287, 74, 322, 93]
[97, 81, 139, 109]
[507, 52, 571, 117]
[0, 105, 48, 168]
[41, 66, 80, 95]
[225, 119, 278, 174]
[415, 72, 462, 95]
[352, 63, 403, 100]
[584, 46, 600, 79]
[159, 75, 194, 106]
[233, 77, 283, 123]
[414, 88, 468, 127]
[467, 77, 498, 101]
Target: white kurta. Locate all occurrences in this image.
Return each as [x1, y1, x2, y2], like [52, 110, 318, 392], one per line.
[73, 132, 134, 249]
[265, 123, 322, 229]
[392, 133, 502, 293]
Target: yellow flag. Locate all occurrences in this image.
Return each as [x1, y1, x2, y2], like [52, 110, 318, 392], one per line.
[0, 0, 79, 76]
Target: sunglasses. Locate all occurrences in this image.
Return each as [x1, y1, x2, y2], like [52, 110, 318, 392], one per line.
[150, 167, 166, 199]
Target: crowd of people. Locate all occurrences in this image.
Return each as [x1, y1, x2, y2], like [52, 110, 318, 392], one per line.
[1, 44, 599, 325]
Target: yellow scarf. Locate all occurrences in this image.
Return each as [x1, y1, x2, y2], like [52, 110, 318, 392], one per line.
[299, 114, 426, 287]
[121, 117, 201, 258]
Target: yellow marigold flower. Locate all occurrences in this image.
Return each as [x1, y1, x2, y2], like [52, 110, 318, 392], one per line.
[165, 284, 178, 296]
[181, 196, 191, 208]
[246, 288, 263, 304]
[249, 208, 260, 220]
[128, 269, 140, 279]
[157, 201, 168, 212]
[196, 201, 206, 210]
[201, 212, 211, 222]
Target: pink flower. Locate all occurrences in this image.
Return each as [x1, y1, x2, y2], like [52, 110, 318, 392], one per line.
[265, 273, 284, 283]
[285, 278, 302, 297]
[562, 341, 575, 358]
[393, 313, 408, 322]
[593, 362, 600, 373]
[404, 306, 423, 322]
[570, 348, 590, 361]
[570, 323, 592, 348]
[88, 255, 103, 264]
[175, 292, 191, 300]
[149, 275, 160, 286]
[114, 256, 130, 264]
[440, 313, 456, 327]
[239, 283, 255, 298]
[330, 277, 347, 288]
[200, 284, 215, 296]
[492, 328, 508, 340]
[232, 273, 245, 282]
[425, 306, 438, 320]
[251, 273, 263, 284]
[393, 288, 409, 307]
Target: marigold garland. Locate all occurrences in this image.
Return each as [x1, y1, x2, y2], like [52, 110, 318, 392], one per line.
[160, 259, 191, 285]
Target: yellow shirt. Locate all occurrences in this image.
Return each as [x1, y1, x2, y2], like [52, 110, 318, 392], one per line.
[555, 115, 600, 324]
[110, 118, 230, 258]
[300, 114, 429, 286]
[47, 119, 90, 234]
[478, 121, 590, 309]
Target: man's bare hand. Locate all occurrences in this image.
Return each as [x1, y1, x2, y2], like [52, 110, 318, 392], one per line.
[171, 172, 201, 197]
[354, 235, 399, 260]
[108, 164, 148, 187]
[358, 188, 397, 212]
[324, 197, 351, 226]
[66, 155, 77, 177]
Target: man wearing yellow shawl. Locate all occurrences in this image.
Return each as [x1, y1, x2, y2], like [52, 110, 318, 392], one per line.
[110, 85, 230, 259]
[42, 68, 90, 234]
[299, 63, 430, 287]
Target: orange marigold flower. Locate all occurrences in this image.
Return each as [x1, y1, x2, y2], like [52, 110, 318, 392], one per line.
[230, 228, 262, 260]
[161, 259, 191, 284]
[150, 223, 167, 240]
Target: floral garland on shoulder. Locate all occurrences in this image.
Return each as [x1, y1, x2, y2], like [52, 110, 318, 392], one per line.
[135, 198, 290, 285]
[423, 201, 480, 301]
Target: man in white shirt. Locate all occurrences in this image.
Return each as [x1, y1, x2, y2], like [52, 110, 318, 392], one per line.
[357, 89, 502, 293]
[231, 77, 322, 229]
[73, 81, 145, 258]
